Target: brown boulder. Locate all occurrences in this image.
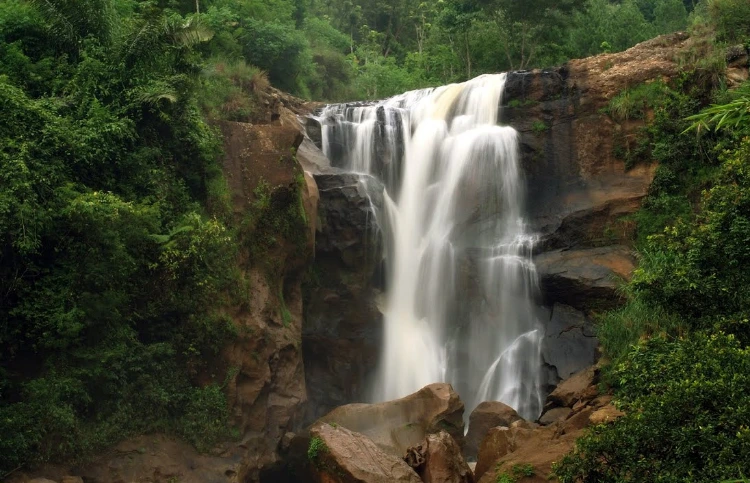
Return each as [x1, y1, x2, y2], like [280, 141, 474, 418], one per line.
[538, 407, 572, 426]
[308, 422, 422, 483]
[474, 428, 512, 480]
[535, 246, 635, 311]
[561, 407, 596, 434]
[475, 425, 580, 483]
[317, 383, 465, 457]
[417, 431, 474, 483]
[545, 367, 598, 409]
[465, 401, 523, 460]
[589, 404, 625, 425]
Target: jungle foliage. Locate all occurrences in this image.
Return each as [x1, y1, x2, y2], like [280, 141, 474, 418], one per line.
[553, 2, 750, 478]
[0, 0, 242, 474]
[2, 0, 750, 478]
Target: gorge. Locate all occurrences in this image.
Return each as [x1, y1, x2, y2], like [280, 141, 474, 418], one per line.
[10, 30, 750, 483]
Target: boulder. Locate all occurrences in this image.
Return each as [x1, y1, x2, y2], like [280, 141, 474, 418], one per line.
[474, 428, 512, 480]
[417, 431, 474, 483]
[61, 478, 83, 483]
[535, 246, 635, 311]
[297, 136, 332, 174]
[589, 404, 625, 425]
[308, 422, 422, 483]
[464, 402, 523, 460]
[545, 367, 598, 409]
[561, 407, 596, 434]
[541, 304, 598, 386]
[538, 407, 572, 426]
[317, 383, 465, 458]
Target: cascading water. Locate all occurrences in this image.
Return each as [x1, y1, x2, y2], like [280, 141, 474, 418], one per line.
[316, 74, 544, 420]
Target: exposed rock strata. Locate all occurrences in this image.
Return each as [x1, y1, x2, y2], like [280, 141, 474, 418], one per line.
[540, 304, 598, 387]
[501, 35, 700, 310]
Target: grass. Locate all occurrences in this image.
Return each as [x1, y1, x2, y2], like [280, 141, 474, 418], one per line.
[199, 59, 270, 121]
[495, 462, 535, 482]
[596, 297, 685, 363]
[606, 81, 669, 122]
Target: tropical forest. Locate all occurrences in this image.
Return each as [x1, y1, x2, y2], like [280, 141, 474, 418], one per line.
[1, 0, 750, 482]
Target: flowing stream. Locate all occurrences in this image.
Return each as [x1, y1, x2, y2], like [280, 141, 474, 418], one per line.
[316, 74, 544, 420]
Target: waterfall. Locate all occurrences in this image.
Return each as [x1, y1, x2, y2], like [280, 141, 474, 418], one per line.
[316, 74, 544, 420]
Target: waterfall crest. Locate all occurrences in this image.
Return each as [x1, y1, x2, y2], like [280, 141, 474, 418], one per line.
[316, 73, 544, 420]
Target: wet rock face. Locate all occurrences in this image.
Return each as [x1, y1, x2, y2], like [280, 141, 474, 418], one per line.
[302, 172, 385, 422]
[540, 304, 598, 388]
[535, 246, 635, 311]
[501, 35, 693, 254]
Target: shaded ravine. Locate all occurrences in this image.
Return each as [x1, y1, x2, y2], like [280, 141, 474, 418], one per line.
[315, 74, 544, 419]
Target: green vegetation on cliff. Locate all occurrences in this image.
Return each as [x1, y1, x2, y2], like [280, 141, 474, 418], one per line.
[0, 0, 242, 474]
[554, 2, 750, 480]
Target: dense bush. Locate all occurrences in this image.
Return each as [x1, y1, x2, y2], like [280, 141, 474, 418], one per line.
[554, 332, 750, 482]
[707, 0, 750, 42]
[0, 2, 239, 474]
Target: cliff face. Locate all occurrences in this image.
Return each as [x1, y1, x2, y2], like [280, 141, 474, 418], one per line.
[13, 91, 322, 483]
[300, 33, 700, 412]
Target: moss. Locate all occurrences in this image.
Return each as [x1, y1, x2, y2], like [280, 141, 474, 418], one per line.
[531, 120, 548, 133]
[307, 436, 328, 466]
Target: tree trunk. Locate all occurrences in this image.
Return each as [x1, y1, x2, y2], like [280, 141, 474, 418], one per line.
[465, 32, 471, 79]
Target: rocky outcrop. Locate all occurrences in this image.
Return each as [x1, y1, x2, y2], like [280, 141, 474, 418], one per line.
[540, 304, 598, 389]
[302, 171, 385, 421]
[543, 366, 598, 411]
[213, 116, 316, 481]
[278, 384, 466, 483]
[307, 422, 423, 483]
[500, 34, 703, 310]
[416, 431, 474, 483]
[315, 383, 465, 457]
[473, 366, 622, 483]
[464, 402, 523, 460]
[535, 246, 635, 311]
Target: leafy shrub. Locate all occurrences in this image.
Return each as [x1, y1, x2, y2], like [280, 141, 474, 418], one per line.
[707, 0, 750, 42]
[554, 332, 750, 482]
[240, 19, 309, 94]
[0, 4, 239, 475]
[633, 137, 750, 321]
[307, 436, 328, 464]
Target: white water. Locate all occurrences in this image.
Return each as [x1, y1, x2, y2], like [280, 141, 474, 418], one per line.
[316, 74, 544, 419]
